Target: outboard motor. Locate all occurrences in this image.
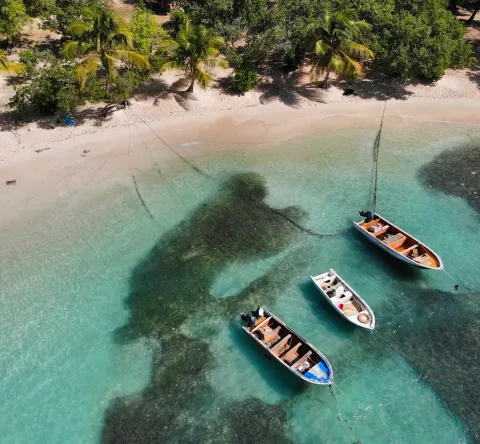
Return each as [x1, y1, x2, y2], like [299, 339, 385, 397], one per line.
[252, 307, 262, 318]
[240, 312, 256, 327]
[359, 210, 374, 222]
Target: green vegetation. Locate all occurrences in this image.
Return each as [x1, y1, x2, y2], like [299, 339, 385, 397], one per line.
[158, 18, 228, 92]
[9, 49, 80, 113]
[61, 6, 149, 90]
[0, 49, 22, 73]
[131, 0, 159, 55]
[0, 0, 477, 117]
[363, 0, 476, 80]
[231, 64, 258, 93]
[0, 0, 30, 44]
[308, 10, 373, 88]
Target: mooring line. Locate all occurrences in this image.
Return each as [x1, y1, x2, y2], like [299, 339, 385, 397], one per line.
[372, 101, 388, 214]
[128, 110, 188, 206]
[131, 175, 155, 220]
[130, 111, 350, 239]
[332, 382, 396, 443]
[330, 385, 363, 444]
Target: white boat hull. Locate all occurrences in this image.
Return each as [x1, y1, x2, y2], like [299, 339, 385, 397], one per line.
[353, 213, 443, 270]
[242, 309, 334, 385]
[311, 269, 375, 330]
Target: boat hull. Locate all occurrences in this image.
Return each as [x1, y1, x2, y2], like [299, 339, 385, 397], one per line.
[353, 214, 443, 270]
[311, 269, 375, 330]
[241, 310, 334, 385]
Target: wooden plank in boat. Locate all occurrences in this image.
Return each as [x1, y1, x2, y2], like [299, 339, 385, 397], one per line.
[291, 350, 312, 368]
[282, 343, 301, 363]
[271, 334, 291, 354]
[263, 326, 280, 344]
[251, 316, 272, 333]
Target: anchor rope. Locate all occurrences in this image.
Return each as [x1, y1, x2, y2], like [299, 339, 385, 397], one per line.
[330, 385, 363, 444]
[332, 382, 396, 443]
[128, 110, 350, 239]
[372, 101, 388, 214]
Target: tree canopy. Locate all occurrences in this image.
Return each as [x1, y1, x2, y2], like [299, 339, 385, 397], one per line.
[158, 18, 228, 92]
[308, 10, 374, 87]
[2, 0, 477, 116]
[0, 0, 30, 44]
[62, 6, 149, 89]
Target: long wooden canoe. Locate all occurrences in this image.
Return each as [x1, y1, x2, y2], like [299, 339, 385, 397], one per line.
[311, 269, 375, 330]
[240, 308, 334, 385]
[353, 212, 443, 270]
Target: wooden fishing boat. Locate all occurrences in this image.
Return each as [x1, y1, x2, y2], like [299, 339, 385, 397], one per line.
[311, 269, 375, 330]
[240, 308, 334, 385]
[353, 212, 443, 270]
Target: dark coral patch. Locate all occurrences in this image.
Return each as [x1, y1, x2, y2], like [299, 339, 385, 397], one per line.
[378, 285, 479, 440]
[419, 145, 480, 210]
[103, 172, 306, 443]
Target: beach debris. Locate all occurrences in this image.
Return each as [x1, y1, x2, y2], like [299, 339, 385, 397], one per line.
[34, 147, 51, 153]
[471, 171, 476, 175]
[83, 149, 90, 154]
[6, 180, 17, 186]
[64, 114, 75, 127]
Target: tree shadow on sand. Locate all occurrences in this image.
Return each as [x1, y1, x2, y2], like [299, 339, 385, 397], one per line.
[466, 38, 480, 90]
[348, 71, 414, 101]
[134, 77, 199, 111]
[257, 70, 329, 108]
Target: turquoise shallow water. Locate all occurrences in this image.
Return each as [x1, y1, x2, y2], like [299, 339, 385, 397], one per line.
[1, 121, 479, 443]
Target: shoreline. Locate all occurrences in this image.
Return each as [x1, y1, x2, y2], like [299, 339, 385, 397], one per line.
[1, 98, 480, 232]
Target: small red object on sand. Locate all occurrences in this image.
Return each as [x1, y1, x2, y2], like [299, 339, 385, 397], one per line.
[338, 303, 344, 309]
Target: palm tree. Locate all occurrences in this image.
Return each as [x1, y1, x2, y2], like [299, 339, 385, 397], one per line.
[308, 11, 373, 88]
[159, 19, 228, 93]
[0, 50, 22, 74]
[61, 7, 149, 90]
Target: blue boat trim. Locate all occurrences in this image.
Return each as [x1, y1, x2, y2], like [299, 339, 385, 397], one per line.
[303, 362, 332, 384]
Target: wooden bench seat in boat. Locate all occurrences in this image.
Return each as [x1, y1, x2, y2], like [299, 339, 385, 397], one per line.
[371, 225, 390, 237]
[413, 255, 435, 266]
[281, 343, 302, 364]
[291, 350, 312, 369]
[361, 219, 380, 230]
[271, 334, 292, 354]
[251, 316, 272, 333]
[263, 326, 281, 345]
[400, 244, 419, 256]
[384, 233, 407, 249]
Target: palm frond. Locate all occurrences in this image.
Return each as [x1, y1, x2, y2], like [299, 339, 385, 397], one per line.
[195, 67, 212, 89]
[0, 51, 23, 75]
[67, 20, 89, 38]
[340, 41, 374, 60]
[206, 34, 225, 50]
[328, 53, 345, 75]
[158, 59, 186, 72]
[74, 56, 99, 88]
[315, 40, 332, 56]
[112, 50, 150, 70]
[338, 51, 363, 79]
[103, 53, 119, 81]
[309, 60, 325, 81]
[62, 41, 91, 59]
[202, 57, 228, 70]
